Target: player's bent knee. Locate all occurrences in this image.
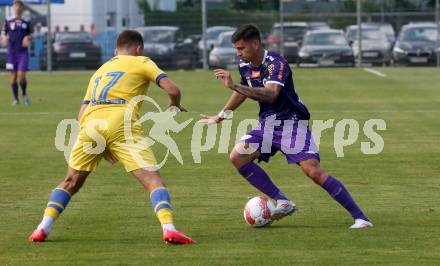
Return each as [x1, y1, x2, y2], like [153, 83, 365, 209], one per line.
[229, 152, 243, 168]
[305, 168, 327, 185]
[230, 142, 259, 169]
[229, 152, 251, 169]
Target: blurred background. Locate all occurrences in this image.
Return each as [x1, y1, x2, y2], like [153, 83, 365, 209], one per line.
[0, 0, 439, 71]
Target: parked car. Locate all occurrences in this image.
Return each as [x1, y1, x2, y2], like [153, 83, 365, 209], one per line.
[136, 26, 198, 70]
[393, 22, 440, 66]
[362, 22, 396, 46]
[348, 26, 392, 66]
[198, 26, 236, 54]
[346, 23, 395, 46]
[0, 47, 7, 71]
[198, 26, 236, 67]
[267, 22, 308, 63]
[298, 29, 354, 67]
[41, 32, 101, 70]
[266, 22, 330, 63]
[208, 31, 238, 69]
[308, 22, 331, 31]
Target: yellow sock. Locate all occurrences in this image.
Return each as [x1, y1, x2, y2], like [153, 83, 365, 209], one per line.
[156, 208, 173, 225]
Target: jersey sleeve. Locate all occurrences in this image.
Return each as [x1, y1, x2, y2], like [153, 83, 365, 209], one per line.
[238, 66, 247, 86]
[142, 58, 167, 85]
[265, 59, 288, 87]
[82, 75, 96, 104]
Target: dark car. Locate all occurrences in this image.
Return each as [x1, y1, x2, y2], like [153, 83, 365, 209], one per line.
[346, 25, 392, 66]
[393, 23, 440, 66]
[267, 22, 331, 63]
[298, 29, 354, 67]
[208, 31, 238, 69]
[136, 26, 198, 70]
[0, 47, 7, 71]
[41, 32, 102, 70]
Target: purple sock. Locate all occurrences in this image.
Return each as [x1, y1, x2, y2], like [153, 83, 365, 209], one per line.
[322, 175, 368, 221]
[238, 162, 288, 201]
[11, 82, 19, 101]
[20, 80, 27, 96]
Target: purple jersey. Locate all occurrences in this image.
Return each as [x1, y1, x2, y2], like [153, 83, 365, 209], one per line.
[238, 50, 310, 121]
[2, 17, 32, 54]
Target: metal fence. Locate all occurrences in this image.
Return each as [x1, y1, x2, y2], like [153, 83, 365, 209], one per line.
[2, 0, 439, 71]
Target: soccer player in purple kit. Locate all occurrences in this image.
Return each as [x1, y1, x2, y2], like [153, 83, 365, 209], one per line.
[201, 24, 372, 229]
[1, 0, 32, 106]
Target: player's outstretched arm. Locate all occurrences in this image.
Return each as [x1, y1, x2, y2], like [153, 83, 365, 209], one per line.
[1, 21, 9, 48]
[1, 33, 8, 48]
[200, 91, 246, 124]
[158, 77, 187, 112]
[214, 69, 281, 104]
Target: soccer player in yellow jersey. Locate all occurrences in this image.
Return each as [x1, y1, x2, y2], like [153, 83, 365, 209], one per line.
[28, 30, 195, 244]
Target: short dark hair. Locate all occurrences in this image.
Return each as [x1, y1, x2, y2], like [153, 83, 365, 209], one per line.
[117, 30, 144, 49]
[13, 0, 24, 6]
[231, 24, 261, 43]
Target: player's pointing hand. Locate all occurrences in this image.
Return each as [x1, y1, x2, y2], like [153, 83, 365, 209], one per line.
[214, 69, 234, 89]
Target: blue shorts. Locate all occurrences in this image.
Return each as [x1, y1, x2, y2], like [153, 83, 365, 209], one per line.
[240, 118, 320, 164]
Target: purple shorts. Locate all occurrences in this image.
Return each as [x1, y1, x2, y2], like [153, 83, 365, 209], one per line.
[240, 118, 320, 164]
[6, 51, 29, 72]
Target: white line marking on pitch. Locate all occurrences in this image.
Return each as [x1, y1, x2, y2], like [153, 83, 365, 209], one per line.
[364, 68, 387, 77]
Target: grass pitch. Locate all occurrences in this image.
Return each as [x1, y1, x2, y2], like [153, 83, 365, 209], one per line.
[0, 67, 439, 265]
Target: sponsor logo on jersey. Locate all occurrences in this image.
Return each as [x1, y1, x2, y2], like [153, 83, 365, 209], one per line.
[251, 71, 260, 78]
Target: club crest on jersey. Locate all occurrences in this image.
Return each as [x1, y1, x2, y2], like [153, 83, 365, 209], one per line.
[10, 22, 15, 30]
[267, 64, 274, 76]
[22, 23, 27, 29]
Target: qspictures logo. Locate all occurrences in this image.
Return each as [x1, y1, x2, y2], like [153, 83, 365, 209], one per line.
[55, 96, 386, 170]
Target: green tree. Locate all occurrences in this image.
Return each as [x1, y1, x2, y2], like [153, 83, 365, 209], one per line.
[177, 0, 201, 11]
[393, 0, 418, 11]
[339, 0, 357, 12]
[138, 0, 151, 13]
[138, 0, 163, 12]
[423, 0, 435, 8]
[231, 0, 265, 10]
[339, 0, 419, 12]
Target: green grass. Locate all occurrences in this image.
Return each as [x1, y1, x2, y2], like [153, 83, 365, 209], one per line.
[0, 68, 439, 265]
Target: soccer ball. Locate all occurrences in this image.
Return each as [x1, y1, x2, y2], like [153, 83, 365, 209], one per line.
[243, 196, 275, 227]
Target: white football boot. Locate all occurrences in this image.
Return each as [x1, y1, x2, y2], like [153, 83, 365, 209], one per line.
[23, 95, 30, 106]
[349, 219, 373, 229]
[271, 199, 297, 221]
